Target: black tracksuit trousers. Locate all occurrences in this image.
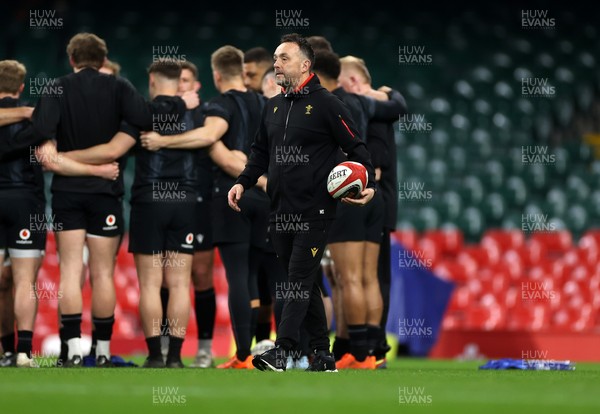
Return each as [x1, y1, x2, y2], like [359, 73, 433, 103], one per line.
[271, 220, 332, 352]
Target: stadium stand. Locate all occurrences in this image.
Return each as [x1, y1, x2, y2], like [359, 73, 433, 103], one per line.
[4, 3, 598, 356]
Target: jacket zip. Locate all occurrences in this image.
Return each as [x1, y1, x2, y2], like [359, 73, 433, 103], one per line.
[283, 100, 294, 142]
[281, 99, 294, 216]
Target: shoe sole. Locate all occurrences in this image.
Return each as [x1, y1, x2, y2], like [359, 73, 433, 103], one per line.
[252, 357, 284, 372]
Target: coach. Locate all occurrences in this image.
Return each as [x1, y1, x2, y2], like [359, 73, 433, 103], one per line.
[228, 33, 376, 372]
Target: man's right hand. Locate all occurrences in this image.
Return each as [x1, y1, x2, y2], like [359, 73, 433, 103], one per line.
[140, 131, 166, 151]
[94, 162, 120, 181]
[227, 183, 244, 212]
[181, 91, 200, 110]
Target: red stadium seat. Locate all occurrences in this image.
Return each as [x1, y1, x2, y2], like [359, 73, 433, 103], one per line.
[421, 229, 464, 256]
[392, 229, 418, 250]
[434, 260, 475, 282]
[529, 230, 573, 255]
[481, 229, 525, 251]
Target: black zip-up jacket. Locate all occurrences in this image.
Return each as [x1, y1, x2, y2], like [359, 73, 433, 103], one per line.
[236, 73, 376, 222]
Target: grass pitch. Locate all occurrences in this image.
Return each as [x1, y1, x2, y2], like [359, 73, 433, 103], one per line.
[1, 358, 598, 414]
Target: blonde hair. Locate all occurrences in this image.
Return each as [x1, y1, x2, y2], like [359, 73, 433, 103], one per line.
[211, 45, 244, 80]
[340, 55, 372, 84]
[0, 60, 26, 94]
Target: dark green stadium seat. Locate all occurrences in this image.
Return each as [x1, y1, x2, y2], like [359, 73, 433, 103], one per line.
[457, 206, 486, 242]
[480, 160, 505, 190]
[545, 188, 568, 217]
[566, 174, 591, 203]
[481, 192, 506, 226]
[437, 190, 463, 222]
[460, 175, 485, 206]
[503, 176, 528, 208]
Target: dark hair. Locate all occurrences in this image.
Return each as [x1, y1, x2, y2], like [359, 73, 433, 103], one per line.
[244, 47, 273, 65]
[147, 61, 182, 80]
[312, 51, 340, 80]
[307, 36, 333, 53]
[180, 61, 199, 79]
[280, 33, 315, 70]
[66, 33, 108, 69]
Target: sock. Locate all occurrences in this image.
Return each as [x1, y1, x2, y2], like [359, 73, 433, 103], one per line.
[160, 287, 169, 336]
[236, 348, 250, 361]
[250, 307, 258, 344]
[198, 339, 212, 354]
[58, 328, 68, 360]
[16, 330, 33, 357]
[255, 322, 271, 342]
[61, 313, 82, 358]
[366, 324, 380, 355]
[67, 338, 82, 359]
[347, 324, 369, 362]
[332, 336, 350, 361]
[90, 329, 97, 357]
[1, 332, 15, 354]
[167, 336, 184, 361]
[195, 288, 216, 340]
[92, 315, 114, 358]
[145, 336, 162, 360]
[96, 340, 110, 359]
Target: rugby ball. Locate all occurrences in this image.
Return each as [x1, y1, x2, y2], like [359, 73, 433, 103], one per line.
[327, 161, 368, 199]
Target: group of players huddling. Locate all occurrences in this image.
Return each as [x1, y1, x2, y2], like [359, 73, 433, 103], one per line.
[0, 31, 405, 370]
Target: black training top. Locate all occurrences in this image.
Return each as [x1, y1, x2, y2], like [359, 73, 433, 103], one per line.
[120, 95, 196, 203]
[203, 90, 266, 196]
[189, 102, 214, 198]
[31, 68, 152, 196]
[0, 97, 44, 199]
[236, 73, 377, 222]
[331, 87, 405, 140]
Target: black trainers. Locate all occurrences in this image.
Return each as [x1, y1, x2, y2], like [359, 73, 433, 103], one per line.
[165, 357, 185, 368]
[143, 357, 166, 368]
[63, 355, 83, 368]
[252, 346, 288, 372]
[96, 355, 113, 367]
[306, 350, 338, 372]
[0, 352, 16, 367]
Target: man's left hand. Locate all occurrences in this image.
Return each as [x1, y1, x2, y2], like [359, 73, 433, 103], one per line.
[341, 188, 375, 206]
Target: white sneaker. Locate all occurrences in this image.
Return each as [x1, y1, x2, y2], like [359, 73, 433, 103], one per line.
[285, 355, 295, 370]
[295, 356, 309, 370]
[16, 353, 38, 368]
[251, 339, 275, 356]
[189, 349, 213, 368]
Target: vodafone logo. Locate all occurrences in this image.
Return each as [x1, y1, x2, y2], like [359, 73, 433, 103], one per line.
[185, 233, 194, 245]
[16, 229, 33, 245]
[102, 214, 118, 231]
[19, 229, 31, 240]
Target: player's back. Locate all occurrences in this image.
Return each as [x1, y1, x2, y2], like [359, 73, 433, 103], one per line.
[0, 97, 44, 198]
[207, 89, 266, 195]
[53, 68, 149, 152]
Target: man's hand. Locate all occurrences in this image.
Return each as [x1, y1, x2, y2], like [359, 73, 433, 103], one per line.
[21, 107, 34, 119]
[181, 91, 199, 109]
[140, 131, 167, 151]
[341, 187, 375, 206]
[227, 183, 245, 212]
[93, 162, 120, 181]
[377, 85, 392, 94]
